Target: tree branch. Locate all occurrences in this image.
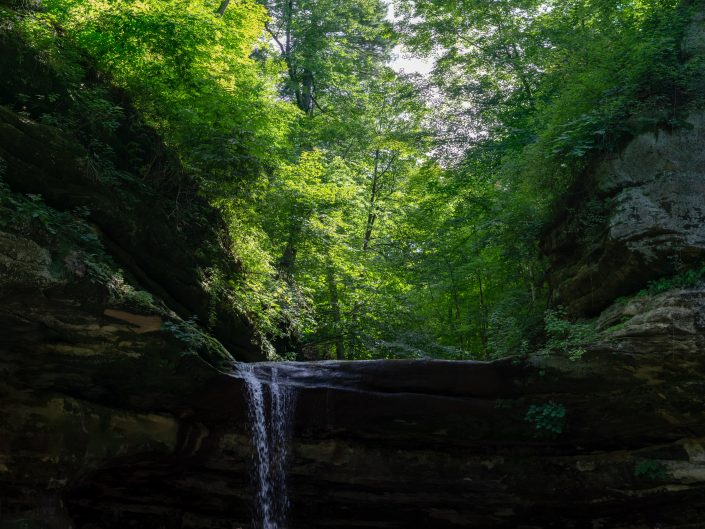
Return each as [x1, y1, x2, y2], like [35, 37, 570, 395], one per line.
[265, 23, 287, 56]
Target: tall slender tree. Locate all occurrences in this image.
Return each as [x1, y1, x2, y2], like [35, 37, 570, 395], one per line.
[258, 0, 391, 114]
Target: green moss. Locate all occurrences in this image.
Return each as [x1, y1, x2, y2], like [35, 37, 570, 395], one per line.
[605, 315, 633, 334]
[605, 322, 627, 334]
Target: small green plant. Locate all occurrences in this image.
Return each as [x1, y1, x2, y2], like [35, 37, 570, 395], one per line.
[612, 265, 705, 309]
[495, 398, 516, 409]
[605, 322, 626, 334]
[634, 459, 667, 481]
[604, 315, 633, 334]
[638, 264, 705, 297]
[525, 401, 567, 437]
[0, 180, 102, 247]
[541, 306, 595, 361]
[0, 190, 60, 235]
[567, 346, 585, 362]
[127, 289, 155, 309]
[162, 317, 205, 350]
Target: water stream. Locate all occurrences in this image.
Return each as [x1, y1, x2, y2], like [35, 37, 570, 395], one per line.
[236, 364, 296, 529]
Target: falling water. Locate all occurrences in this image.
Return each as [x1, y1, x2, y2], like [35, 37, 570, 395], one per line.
[237, 364, 296, 529]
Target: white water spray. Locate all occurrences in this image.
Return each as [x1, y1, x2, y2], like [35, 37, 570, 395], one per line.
[237, 364, 296, 529]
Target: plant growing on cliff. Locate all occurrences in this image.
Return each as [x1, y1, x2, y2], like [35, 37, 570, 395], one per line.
[640, 264, 705, 296]
[525, 401, 567, 437]
[540, 307, 596, 361]
[162, 317, 206, 351]
[634, 459, 668, 481]
[0, 180, 101, 252]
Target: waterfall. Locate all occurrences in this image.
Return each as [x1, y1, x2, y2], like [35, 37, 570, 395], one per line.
[237, 364, 296, 529]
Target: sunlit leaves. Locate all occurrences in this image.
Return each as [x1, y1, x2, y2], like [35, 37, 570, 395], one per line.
[257, 0, 392, 114]
[44, 0, 296, 188]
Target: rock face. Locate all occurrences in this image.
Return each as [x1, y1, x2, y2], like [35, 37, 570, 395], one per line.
[683, 8, 705, 57]
[234, 353, 705, 529]
[0, 104, 263, 361]
[544, 7, 705, 317]
[544, 112, 705, 316]
[0, 103, 250, 526]
[6, 335, 705, 529]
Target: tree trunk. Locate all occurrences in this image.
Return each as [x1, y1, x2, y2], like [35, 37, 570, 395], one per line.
[326, 254, 345, 360]
[216, 0, 230, 16]
[477, 271, 489, 359]
[279, 223, 301, 275]
[363, 149, 380, 251]
[301, 69, 315, 115]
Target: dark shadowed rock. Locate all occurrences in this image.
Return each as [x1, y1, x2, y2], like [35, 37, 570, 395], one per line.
[544, 112, 705, 316]
[683, 8, 705, 57]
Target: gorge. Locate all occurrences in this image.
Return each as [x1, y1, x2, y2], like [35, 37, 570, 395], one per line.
[2, 0, 705, 528]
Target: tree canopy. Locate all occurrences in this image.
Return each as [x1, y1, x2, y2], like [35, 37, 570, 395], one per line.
[4, 0, 702, 359]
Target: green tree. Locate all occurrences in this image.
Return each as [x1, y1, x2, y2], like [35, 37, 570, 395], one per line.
[30, 0, 699, 361]
[256, 0, 391, 115]
[44, 0, 298, 190]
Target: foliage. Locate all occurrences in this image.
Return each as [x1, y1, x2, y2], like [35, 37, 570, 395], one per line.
[0, 178, 157, 306]
[162, 318, 206, 350]
[525, 401, 567, 437]
[640, 264, 705, 296]
[604, 316, 632, 335]
[259, 69, 441, 359]
[257, 0, 392, 115]
[42, 0, 296, 190]
[395, 0, 702, 200]
[634, 459, 668, 481]
[0, 178, 101, 253]
[541, 307, 596, 361]
[2, 0, 700, 360]
[614, 262, 705, 308]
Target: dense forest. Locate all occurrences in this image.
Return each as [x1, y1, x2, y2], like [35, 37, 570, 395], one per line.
[1, 0, 702, 362]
